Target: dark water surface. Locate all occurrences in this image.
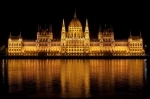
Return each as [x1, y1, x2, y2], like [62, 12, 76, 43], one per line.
[1, 59, 150, 98]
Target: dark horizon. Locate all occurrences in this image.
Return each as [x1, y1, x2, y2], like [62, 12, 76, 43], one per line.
[0, 1, 149, 46]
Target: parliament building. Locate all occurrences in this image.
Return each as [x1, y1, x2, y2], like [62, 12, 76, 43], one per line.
[7, 11, 145, 56]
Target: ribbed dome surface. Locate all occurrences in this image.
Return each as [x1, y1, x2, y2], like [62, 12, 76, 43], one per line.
[69, 17, 82, 27]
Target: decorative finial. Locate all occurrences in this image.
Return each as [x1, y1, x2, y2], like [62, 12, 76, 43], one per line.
[74, 7, 77, 18]
[63, 18, 65, 25]
[9, 31, 11, 38]
[19, 31, 21, 37]
[62, 18, 66, 32]
[86, 18, 88, 26]
[130, 31, 132, 37]
[140, 31, 142, 37]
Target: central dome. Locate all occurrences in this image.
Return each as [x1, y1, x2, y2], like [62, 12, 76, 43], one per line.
[69, 10, 82, 27]
[69, 17, 82, 27]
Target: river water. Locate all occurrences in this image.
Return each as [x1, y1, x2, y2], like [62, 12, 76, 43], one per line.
[0, 59, 150, 98]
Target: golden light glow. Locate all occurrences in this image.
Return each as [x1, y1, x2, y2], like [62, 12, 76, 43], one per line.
[60, 60, 90, 98]
[7, 11, 145, 56]
[7, 59, 144, 97]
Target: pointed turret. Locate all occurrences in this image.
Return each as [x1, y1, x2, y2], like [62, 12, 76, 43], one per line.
[130, 31, 132, 37]
[85, 18, 89, 33]
[61, 18, 66, 39]
[9, 31, 11, 38]
[63, 18, 65, 26]
[86, 18, 88, 26]
[61, 18, 66, 33]
[85, 18, 89, 39]
[140, 31, 142, 37]
[74, 8, 77, 18]
[19, 31, 21, 37]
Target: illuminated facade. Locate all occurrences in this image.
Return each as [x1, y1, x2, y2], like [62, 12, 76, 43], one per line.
[8, 11, 145, 56]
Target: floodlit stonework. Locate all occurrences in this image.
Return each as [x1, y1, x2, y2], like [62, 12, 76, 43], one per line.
[8, 11, 145, 56]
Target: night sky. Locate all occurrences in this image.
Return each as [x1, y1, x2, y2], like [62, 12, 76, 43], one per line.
[0, 1, 149, 46]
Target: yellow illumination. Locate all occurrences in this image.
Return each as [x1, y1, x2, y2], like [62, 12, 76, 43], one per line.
[7, 13, 145, 56]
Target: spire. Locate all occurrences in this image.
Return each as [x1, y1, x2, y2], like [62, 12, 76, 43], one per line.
[61, 18, 66, 33]
[85, 18, 89, 33]
[19, 31, 21, 37]
[49, 24, 52, 32]
[86, 18, 88, 26]
[140, 31, 142, 37]
[63, 18, 65, 26]
[74, 8, 77, 18]
[130, 31, 132, 37]
[9, 31, 11, 38]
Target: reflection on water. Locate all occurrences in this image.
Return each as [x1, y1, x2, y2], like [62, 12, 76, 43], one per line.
[89, 60, 144, 97]
[0, 59, 148, 98]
